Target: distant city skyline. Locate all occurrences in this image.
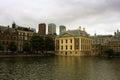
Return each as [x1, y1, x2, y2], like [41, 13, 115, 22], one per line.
[48, 23, 56, 35]
[0, 0, 120, 35]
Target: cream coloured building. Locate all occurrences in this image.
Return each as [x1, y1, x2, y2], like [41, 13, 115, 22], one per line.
[55, 28, 92, 56]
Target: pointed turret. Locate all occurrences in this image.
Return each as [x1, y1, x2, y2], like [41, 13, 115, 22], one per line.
[12, 22, 16, 28]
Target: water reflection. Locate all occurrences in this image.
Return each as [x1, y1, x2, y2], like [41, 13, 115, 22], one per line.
[0, 57, 120, 80]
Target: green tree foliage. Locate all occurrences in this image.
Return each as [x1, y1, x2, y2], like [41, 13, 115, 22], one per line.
[23, 41, 31, 53]
[45, 36, 55, 51]
[30, 34, 44, 53]
[8, 41, 17, 52]
[0, 42, 4, 51]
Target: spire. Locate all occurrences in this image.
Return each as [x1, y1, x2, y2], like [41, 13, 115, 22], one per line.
[114, 30, 116, 35]
[83, 27, 85, 31]
[94, 32, 96, 36]
[12, 22, 16, 28]
[13, 21, 15, 24]
[78, 26, 81, 30]
[94, 31, 97, 44]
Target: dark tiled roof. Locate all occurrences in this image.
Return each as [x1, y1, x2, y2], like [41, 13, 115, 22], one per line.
[16, 25, 34, 32]
[63, 29, 89, 36]
[0, 25, 17, 34]
[0, 25, 9, 32]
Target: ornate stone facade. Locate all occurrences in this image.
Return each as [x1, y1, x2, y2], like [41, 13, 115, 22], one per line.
[55, 28, 92, 56]
[0, 23, 34, 52]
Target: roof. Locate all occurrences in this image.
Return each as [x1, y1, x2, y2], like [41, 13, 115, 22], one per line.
[59, 29, 90, 37]
[112, 31, 120, 40]
[0, 25, 17, 34]
[0, 25, 9, 32]
[15, 25, 34, 32]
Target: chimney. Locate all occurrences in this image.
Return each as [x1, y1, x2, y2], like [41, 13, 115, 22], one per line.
[79, 26, 81, 30]
[83, 27, 85, 31]
[8, 25, 10, 28]
[114, 32, 116, 35]
[117, 29, 119, 33]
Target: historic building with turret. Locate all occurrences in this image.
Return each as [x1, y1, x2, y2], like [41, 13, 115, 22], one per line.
[0, 22, 35, 52]
[91, 34, 113, 55]
[107, 29, 120, 54]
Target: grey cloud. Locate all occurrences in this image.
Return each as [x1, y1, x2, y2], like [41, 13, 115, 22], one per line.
[0, 0, 120, 35]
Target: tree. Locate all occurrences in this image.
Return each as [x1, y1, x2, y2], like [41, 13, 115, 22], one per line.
[23, 41, 31, 53]
[0, 42, 4, 51]
[8, 41, 17, 52]
[105, 48, 114, 57]
[30, 34, 44, 53]
[45, 36, 55, 51]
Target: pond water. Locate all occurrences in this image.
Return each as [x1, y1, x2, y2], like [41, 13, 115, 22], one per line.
[0, 56, 120, 80]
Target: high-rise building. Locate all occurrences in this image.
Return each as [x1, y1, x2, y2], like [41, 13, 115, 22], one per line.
[38, 23, 46, 35]
[59, 25, 66, 35]
[48, 23, 56, 35]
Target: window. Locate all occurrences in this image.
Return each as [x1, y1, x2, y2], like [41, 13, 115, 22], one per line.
[57, 40, 59, 44]
[14, 37, 16, 40]
[6, 41, 9, 45]
[70, 39, 72, 43]
[61, 46, 63, 50]
[61, 40, 63, 44]
[57, 46, 59, 50]
[65, 52, 67, 55]
[19, 32, 21, 35]
[70, 45, 72, 50]
[66, 45, 67, 50]
[3, 41, 5, 45]
[76, 52, 77, 54]
[66, 39, 67, 43]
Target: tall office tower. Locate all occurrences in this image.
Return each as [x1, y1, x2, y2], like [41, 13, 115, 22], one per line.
[38, 23, 46, 35]
[48, 23, 56, 35]
[59, 25, 66, 35]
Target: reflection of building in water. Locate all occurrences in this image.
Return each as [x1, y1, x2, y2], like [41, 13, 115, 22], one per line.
[55, 57, 82, 78]
[55, 27, 92, 56]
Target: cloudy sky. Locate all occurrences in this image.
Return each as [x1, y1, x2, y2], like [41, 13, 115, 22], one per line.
[0, 0, 120, 35]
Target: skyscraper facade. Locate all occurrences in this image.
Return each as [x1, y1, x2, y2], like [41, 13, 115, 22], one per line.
[59, 25, 66, 35]
[48, 23, 56, 35]
[38, 23, 46, 35]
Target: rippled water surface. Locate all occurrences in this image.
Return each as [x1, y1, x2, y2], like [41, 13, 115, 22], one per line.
[0, 56, 120, 80]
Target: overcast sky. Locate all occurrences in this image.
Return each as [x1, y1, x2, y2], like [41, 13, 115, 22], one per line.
[0, 0, 120, 35]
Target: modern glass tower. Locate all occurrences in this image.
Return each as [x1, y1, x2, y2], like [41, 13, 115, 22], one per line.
[48, 23, 56, 35]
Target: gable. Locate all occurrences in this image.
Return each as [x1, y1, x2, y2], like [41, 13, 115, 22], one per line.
[59, 32, 74, 37]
